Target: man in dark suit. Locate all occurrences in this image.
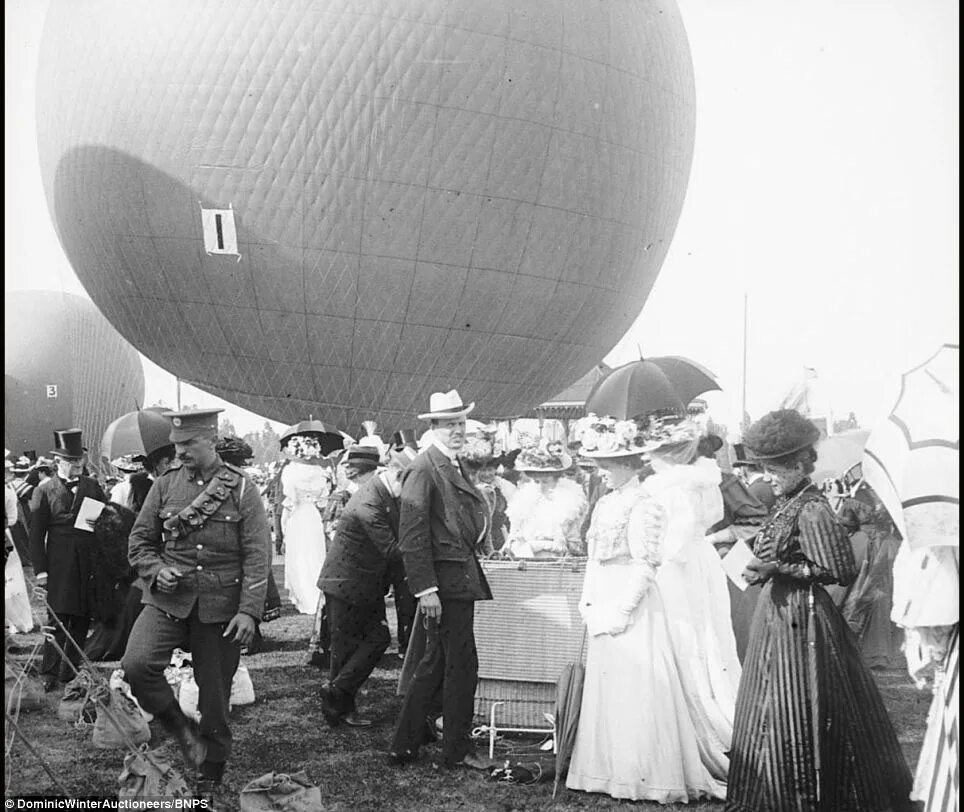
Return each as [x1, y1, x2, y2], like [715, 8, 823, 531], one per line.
[389, 390, 494, 770]
[122, 409, 271, 795]
[317, 445, 418, 728]
[30, 429, 108, 689]
[385, 430, 419, 655]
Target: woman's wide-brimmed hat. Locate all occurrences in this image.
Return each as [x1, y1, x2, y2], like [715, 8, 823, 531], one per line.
[576, 414, 647, 459]
[111, 455, 144, 473]
[743, 409, 821, 461]
[417, 389, 475, 421]
[459, 436, 495, 468]
[515, 444, 573, 473]
[641, 416, 701, 454]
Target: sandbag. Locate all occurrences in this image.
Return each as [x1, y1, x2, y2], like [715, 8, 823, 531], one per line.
[118, 745, 193, 802]
[179, 664, 255, 719]
[57, 669, 102, 723]
[163, 665, 192, 701]
[239, 770, 322, 812]
[230, 664, 256, 707]
[92, 687, 151, 749]
[110, 669, 153, 722]
[5, 663, 45, 713]
[178, 672, 202, 722]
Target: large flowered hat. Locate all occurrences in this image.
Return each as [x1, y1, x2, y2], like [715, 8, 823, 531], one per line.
[515, 440, 573, 472]
[459, 436, 495, 469]
[641, 415, 701, 453]
[743, 409, 820, 461]
[575, 414, 647, 459]
[111, 454, 144, 473]
[281, 433, 327, 465]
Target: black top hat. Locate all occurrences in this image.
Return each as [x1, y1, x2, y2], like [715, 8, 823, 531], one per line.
[731, 442, 753, 467]
[51, 429, 85, 460]
[391, 429, 418, 451]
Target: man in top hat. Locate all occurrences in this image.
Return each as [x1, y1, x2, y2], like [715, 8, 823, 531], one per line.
[121, 408, 271, 796]
[317, 444, 419, 727]
[389, 390, 494, 770]
[29, 429, 108, 689]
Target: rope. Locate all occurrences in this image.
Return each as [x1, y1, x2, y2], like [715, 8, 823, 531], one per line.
[33, 587, 188, 784]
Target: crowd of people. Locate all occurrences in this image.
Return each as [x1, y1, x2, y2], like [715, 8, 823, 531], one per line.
[3, 389, 928, 809]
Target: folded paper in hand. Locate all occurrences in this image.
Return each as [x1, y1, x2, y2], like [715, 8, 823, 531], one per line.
[722, 539, 754, 592]
[74, 497, 105, 531]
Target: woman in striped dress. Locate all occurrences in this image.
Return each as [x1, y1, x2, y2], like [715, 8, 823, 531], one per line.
[725, 409, 913, 812]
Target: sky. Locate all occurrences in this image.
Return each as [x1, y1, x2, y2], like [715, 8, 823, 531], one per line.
[5, 0, 959, 437]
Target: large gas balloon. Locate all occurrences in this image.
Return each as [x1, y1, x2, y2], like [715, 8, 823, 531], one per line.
[5, 291, 145, 458]
[37, 0, 695, 428]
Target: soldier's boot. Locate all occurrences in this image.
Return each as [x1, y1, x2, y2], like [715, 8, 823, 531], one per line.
[194, 760, 227, 808]
[156, 703, 208, 767]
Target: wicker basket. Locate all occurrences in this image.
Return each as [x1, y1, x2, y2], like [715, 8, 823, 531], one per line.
[473, 559, 587, 726]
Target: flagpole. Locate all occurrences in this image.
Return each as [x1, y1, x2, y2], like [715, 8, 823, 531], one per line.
[741, 292, 749, 430]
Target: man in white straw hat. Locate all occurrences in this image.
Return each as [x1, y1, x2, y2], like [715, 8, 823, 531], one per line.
[388, 390, 494, 770]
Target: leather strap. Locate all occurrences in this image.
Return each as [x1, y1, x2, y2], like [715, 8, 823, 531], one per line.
[162, 468, 241, 541]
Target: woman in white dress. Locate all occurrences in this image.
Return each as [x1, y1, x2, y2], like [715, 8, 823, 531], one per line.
[503, 443, 588, 558]
[280, 434, 333, 614]
[566, 416, 727, 803]
[641, 417, 742, 782]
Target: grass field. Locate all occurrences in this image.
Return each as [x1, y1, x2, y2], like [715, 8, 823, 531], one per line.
[5, 570, 930, 811]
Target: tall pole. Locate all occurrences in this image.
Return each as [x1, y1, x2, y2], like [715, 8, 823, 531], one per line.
[176, 377, 182, 411]
[741, 292, 748, 430]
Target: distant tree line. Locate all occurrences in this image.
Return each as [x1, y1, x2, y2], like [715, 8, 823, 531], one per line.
[218, 417, 282, 466]
[144, 405, 283, 466]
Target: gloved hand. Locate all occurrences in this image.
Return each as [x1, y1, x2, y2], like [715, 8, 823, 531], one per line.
[585, 605, 631, 637]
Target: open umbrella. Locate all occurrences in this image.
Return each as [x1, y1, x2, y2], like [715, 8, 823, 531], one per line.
[280, 420, 347, 457]
[813, 428, 870, 483]
[552, 630, 587, 798]
[583, 356, 720, 420]
[861, 343, 958, 548]
[100, 409, 173, 462]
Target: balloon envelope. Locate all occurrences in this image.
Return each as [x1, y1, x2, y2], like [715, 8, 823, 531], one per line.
[5, 291, 145, 458]
[37, 0, 695, 428]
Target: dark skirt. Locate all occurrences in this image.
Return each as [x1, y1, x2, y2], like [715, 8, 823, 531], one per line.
[85, 584, 145, 661]
[728, 579, 762, 664]
[725, 577, 913, 812]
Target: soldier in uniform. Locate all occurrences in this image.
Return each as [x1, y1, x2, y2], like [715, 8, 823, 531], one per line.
[122, 409, 271, 794]
[29, 429, 108, 689]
